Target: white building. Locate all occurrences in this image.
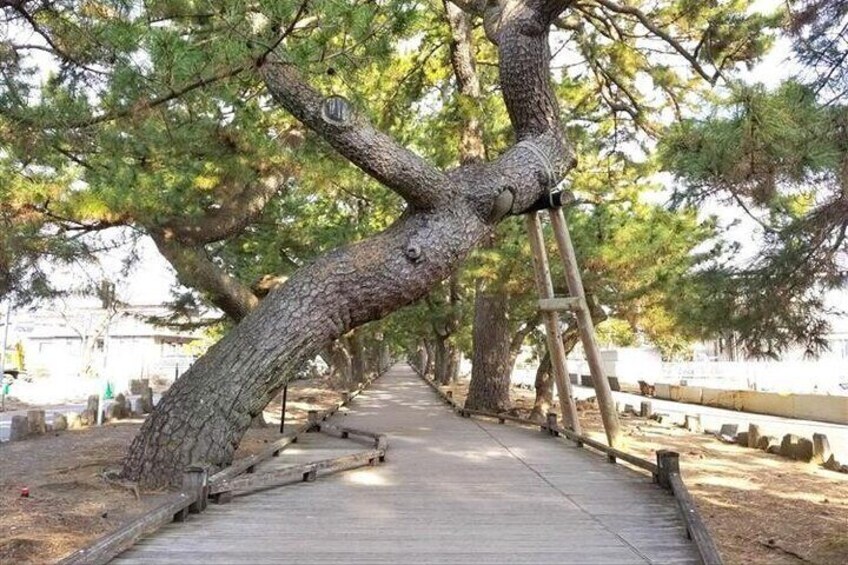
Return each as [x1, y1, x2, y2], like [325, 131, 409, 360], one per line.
[2, 298, 203, 401]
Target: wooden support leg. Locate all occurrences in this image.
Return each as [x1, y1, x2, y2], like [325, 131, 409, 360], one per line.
[182, 466, 208, 514]
[656, 450, 680, 490]
[548, 208, 621, 447]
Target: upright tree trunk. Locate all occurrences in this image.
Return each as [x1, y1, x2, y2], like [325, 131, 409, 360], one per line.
[347, 331, 366, 384]
[529, 351, 553, 422]
[328, 340, 353, 389]
[530, 326, 580, 422]
[424, 340, 435, 376]
[465, 291, 512, 412]
[434, 335, 461, 385]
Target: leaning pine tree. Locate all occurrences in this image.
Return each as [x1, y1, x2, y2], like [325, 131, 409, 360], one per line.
[121, 0, 582, 487]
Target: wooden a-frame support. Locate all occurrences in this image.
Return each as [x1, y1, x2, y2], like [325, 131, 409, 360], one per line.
[524, 206, 622, 448]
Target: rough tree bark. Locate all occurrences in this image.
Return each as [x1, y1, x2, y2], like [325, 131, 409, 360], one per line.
[122, 0, 578, 488]
[529, 295, 606, 421]
[465, 291, 512, 411]
[529, 325, 579, 421]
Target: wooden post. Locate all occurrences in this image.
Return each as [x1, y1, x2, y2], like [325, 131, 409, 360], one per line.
[183, 466, 208, 514]
[525, 212, 581, 433]
[546, 412, 559, 436]
[307, 410, 320, 431]
[656, 450, 680, 490]
[279, 385, 288, 433]
[548, 208, 621, 448]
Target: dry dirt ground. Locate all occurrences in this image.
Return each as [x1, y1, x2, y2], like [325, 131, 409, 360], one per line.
[448, 380, 848, 565]
[0, 376, 343, 564]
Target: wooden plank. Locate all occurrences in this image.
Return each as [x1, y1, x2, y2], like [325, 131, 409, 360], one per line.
[58, 492, 195, 565]
[208, 430, 305, 486]
[670, 474, 723, 565]
[115, 366, 699, 565]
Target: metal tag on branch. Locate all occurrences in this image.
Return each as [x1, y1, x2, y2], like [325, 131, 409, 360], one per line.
[321, 95, 353, 126]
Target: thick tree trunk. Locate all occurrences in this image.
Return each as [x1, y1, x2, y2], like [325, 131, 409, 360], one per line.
[530, 326, 580, 422]
[529, 351, 553, 422]
[123, 211, 489, 487]
[465, 291, 512, 412]
[434, 335, 461, 385]
[424, 340, 435, 376]
[122, 1, 576, 488]
[328, 340, 353, 389]
[347, 331, 366, 384]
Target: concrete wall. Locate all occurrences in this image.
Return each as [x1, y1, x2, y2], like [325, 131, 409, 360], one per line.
[653, 385, 848, 425]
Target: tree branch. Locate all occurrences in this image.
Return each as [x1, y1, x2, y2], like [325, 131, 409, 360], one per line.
[445, 0, 487, 164]
[590, 0, 720, 84]
[151, 234, 259, 322]
[260, 59, 453, 210]
[157, 173, 289, 245]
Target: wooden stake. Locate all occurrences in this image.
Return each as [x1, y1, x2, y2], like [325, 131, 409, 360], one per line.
[525, 212, 581, 434]
[548, 208, 622, 448]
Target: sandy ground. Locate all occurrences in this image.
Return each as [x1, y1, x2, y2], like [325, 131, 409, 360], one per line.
[0, 376, 343, 564]
[449, 380, 848, 565]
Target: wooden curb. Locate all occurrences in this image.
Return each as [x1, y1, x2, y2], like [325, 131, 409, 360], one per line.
[59, 366, 392, 565]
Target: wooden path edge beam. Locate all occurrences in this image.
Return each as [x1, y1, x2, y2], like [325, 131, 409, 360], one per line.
[58, 366, 392, 565]
[412, 366, 722, 565]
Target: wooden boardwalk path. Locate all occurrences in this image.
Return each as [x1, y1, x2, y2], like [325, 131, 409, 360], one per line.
[115, 365, 699, 564]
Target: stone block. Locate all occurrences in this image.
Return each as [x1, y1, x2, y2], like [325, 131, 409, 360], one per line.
[129, 378, 150, 395]
[640, 401, 652, 418]
[86, 394, 99, 413]
[26, 410, 46, 436]
[9, 415, 28, 441]
[66, 412, 83, 430]
[748, 424, 760, 448]
[736, 431, 749, 446]
[140, 387, 154, 414]
[79, 409, 96, 426]
[719, 423, 738, 437]
[52, 413, 68, 432]
[107, 393, 129, 420]
[780, 434, 803, 459]
[684, 414, 702, 433]
[794, 438, 814, 462]
[758, 435, 780, 454]
[824, 455, 846, 473]
[812, 433, 831, 465]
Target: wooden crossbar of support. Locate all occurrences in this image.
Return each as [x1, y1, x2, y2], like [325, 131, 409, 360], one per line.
[537, 297, 582, 312]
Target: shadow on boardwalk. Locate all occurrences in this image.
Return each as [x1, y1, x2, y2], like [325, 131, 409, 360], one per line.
[115, 365, 698, 564]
